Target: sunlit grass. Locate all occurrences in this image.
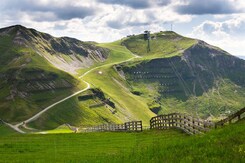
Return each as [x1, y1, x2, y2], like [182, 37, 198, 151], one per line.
[0, 120, 244, 162]
[122, 31, 197, 59]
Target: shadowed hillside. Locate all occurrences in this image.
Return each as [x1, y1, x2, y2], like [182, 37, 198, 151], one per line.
[118, 39, 245, 119]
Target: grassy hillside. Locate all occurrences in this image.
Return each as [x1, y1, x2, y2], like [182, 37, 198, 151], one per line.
[28, 88, 123, 130]
[0, 25, 135, 128]
[1, 25, 244, 131]
[0, 26, 87, 123]
[26, 41, 142, 130]
[118, 40, 245, 120]
[76, 40, 136, 75]
[122, 31, 197, 59]
[0, 124, 18, 136]
[28, 62, 154, 130]
[0, 120, 244, 162]
[158, 79, 245, 118]
[26, 31, 245, 129]
[83, 65, 155, 125]
[1, 25, 111, 74]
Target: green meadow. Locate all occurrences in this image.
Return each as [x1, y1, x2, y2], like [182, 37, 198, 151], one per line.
[0, 120, 244, 162]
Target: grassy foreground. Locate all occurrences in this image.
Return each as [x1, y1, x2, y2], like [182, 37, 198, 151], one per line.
[0, 120, 244, 162]
[0, 124, 18, 136]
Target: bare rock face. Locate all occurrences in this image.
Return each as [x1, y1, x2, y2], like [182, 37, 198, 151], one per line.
[38, 37, 110, 74]
[13, 30, 28, 46]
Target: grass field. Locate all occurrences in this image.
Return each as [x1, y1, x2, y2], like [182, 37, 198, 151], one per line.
[0, 120, 244, 162]
[0, 124, 18, 136]
[122, 31, 196, 59]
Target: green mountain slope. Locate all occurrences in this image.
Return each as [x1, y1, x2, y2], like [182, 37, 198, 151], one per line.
[0, 26, 142, 130]
[28, 88, 125, 130]
[28, 41, 154, 130]
[122, 31, 197, 59]
[1, 25, 111, 74]
[118, 40, 245, 119]
[0, 25, 244, 131]
[0, 25, 87, 123]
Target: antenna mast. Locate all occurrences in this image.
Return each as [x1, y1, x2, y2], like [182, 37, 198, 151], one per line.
[144, 30, 151, 53]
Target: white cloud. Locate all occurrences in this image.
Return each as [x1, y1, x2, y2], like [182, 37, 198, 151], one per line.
[189, 15, 245, 56]
[0, 0, 192, 43]
[0, 0, 244, 57]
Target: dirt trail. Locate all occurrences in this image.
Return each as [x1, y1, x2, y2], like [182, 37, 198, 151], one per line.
[14, 81, 90, 129]
[2, 121, 25, 134]
[8, 51, 140, 133]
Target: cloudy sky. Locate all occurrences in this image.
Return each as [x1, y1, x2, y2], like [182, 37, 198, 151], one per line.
[0, 0, 245, 57]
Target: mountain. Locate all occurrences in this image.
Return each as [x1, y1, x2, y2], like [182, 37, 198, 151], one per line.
[0, 25, 110, 74]
[118, 34, 245, 118]
[0, 25, 111, 123]
[0, 25, 244, 131]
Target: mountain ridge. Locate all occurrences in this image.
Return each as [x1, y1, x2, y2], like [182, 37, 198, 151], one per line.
[0, 25, 110, 74]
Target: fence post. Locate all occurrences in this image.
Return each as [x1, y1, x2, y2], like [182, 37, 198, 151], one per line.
[167, 115, 170, 128]
[140, 121, 142, 131]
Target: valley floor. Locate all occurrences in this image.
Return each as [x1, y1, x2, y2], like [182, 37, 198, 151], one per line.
[0, 120, 244, 162]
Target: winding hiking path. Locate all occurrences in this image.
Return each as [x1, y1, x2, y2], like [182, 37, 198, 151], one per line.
[2, 120, 25, 134]
[15, 81, 90, 128]
[7, 49, 140, 133]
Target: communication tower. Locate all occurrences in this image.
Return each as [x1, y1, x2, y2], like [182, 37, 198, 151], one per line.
[144, 30, 151, 52]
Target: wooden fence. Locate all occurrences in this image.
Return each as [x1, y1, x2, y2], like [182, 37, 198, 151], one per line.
[215, 107, 245, 128]
[125, 121, 143, 131]
[68, 107, 245, 134]
[150, 113, 214, 135]
[86, 121, 142, 132]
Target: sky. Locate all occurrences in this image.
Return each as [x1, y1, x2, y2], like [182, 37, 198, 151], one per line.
[0, 0, 245, 57]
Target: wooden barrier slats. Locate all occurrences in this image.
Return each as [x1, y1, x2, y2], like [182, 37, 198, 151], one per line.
[150, 113, 213, 134]
[215, 107, 245, 127]
[174, 121, 207, 132]
[151, 115, 212, 126]
[87, 121, 142, 132]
